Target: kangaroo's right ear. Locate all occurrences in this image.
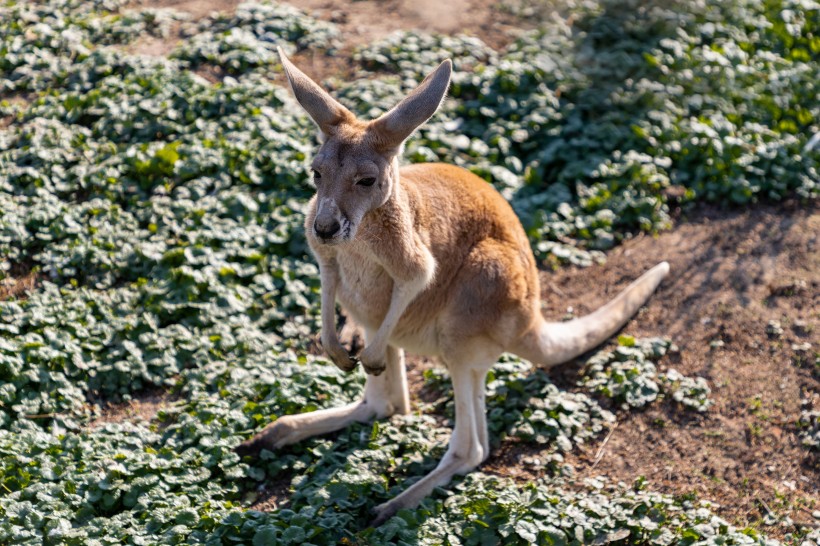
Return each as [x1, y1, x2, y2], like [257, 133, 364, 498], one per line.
[277, 47, 354, 135]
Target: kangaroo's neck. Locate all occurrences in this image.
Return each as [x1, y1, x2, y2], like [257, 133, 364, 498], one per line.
[359, 173, 422, 244]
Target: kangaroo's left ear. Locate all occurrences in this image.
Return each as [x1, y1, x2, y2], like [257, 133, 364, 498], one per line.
[278, 47, 355, 135]
[370, 59, 452, 151]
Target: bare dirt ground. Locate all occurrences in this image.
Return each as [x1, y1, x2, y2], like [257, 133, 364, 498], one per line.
[0, 263, 39, 301]
[10, 0, 816, 537]
[87, 388, 177, 429]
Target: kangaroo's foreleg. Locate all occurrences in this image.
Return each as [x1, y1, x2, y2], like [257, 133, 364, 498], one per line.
[359, 245, 435, 375]
[318, 259, 359, 372]
[371, 354, 495, 526]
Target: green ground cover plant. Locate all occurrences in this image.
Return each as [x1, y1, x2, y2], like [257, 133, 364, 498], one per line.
[580, 336, 712, 412]
[0, 0, 817, 543]
[171, 2, 340, 73]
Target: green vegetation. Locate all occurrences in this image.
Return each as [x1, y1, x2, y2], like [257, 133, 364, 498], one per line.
[0, 0, 816, 543]
[799, 407, 819, 451]
[171, 2, 340, 73]
[580, 337, 713, 412]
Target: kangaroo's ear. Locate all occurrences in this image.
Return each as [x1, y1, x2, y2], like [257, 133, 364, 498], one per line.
[277, 47, 354, 135]
[371, 59, 452, 151]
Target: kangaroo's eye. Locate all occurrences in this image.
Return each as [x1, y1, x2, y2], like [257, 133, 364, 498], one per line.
[357, 177, 376, 187]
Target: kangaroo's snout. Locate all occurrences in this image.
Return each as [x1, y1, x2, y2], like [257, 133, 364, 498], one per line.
[314, 197, 346, 242]
[314, 218, 341, 240]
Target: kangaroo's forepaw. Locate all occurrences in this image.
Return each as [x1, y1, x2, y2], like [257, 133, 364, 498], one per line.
[325, 341, 360, 373]
[234, 417, 297, 458]
[370, 500, 400, 527]
[332, 352, 360, 373]
[359, 347, 386, 376]
[363, 362, 386, 376]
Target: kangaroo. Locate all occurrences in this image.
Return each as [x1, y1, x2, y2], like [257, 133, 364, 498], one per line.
[236, 47, 670, 526]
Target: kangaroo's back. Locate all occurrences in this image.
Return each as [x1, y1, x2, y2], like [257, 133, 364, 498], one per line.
[398, 162, 536, 273]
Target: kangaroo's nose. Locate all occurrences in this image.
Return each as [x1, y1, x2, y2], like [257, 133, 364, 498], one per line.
[314, 219, 341, 239]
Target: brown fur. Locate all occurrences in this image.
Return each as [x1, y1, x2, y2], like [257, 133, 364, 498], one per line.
[310, 163, 538, 347]
[236, 49, 670, 526]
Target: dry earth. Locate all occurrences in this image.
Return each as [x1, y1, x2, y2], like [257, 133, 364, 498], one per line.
[0, 263, 39, 301]
[7, 0, 818, 538]
[87, 388, 177, 430]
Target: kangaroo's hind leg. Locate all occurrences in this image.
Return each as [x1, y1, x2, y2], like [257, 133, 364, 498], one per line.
[235, 341, 409, 456]
[371, 344, 499, 526]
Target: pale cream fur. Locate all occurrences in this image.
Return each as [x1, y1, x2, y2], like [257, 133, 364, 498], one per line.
[235, 48, 670, 526]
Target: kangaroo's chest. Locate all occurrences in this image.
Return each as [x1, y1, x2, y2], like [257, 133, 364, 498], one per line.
[333, 248, 441, 355]
[335, 249, 394, 330]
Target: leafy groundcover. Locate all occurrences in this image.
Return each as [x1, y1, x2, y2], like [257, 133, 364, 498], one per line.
[0, 0, 817, 544]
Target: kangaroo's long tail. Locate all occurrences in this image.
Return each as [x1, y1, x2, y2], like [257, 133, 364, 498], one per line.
[513, 262, 670, 367]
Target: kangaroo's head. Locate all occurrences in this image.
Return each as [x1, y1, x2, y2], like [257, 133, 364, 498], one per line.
[278, 47, 452, 245]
